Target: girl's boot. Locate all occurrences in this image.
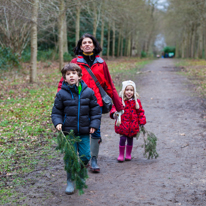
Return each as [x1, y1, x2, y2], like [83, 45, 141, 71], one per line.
[125, 145, 133, 161]
[65, 172, 74, 195]
[117, 146, 125, 162]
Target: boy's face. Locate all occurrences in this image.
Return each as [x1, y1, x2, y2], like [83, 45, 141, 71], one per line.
[124, 85, 134, 100]
[65, 70, 81, 86]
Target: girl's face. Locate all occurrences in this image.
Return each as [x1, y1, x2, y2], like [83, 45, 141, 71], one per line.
[124, 85, 134, 100]
[80, 37, 95, 54]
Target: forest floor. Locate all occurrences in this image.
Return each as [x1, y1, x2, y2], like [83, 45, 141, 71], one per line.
[1, 58, 206, 205]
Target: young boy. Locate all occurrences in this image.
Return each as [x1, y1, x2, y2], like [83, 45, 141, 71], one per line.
[51, 63, 101, 195]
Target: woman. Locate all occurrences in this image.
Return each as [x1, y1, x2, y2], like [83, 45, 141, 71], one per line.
[57, 33, 123, 172]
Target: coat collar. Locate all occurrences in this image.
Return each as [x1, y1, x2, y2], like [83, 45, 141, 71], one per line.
[77, 55, 104, 64]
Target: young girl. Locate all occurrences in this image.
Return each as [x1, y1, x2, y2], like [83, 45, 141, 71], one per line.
[110, 80, 146, 162]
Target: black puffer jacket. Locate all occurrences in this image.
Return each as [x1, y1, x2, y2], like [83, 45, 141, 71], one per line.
[52, 80, 101, 135]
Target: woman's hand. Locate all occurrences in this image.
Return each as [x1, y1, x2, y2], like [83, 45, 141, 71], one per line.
[56, 124, 62, 131]
[90, 128, 96, 134]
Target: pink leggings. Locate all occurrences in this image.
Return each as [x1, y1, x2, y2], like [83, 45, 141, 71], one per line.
[119, 136, 133, 146]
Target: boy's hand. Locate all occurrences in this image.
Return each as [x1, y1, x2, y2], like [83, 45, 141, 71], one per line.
[90, 128, 96, 134]
[56, 124, 62, 131]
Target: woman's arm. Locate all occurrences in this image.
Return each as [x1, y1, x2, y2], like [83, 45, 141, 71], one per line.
[102, 61, 123, 111]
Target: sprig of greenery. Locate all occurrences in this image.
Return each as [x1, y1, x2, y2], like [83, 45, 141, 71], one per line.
[137, 126, 159, 159]
[56, 130, 88, 195]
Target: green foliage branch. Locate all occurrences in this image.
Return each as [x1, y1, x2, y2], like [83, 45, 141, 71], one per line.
[56, 130, 88, 195]
[0, 47, 20, 70]
[136, 126, 159, 159]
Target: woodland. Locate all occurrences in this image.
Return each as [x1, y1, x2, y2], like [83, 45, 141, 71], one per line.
[0, 0, 205, 80]
[1, 0, 206, 205]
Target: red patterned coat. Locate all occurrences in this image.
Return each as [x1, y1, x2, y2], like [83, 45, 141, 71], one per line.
[110, 98, 146, 137]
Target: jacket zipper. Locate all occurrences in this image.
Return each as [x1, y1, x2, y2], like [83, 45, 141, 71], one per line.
[77, 87, 83, 135]
[63, 114, 67, 129]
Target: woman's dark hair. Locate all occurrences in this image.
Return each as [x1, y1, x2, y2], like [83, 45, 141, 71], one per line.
[73, 33, 102, 55]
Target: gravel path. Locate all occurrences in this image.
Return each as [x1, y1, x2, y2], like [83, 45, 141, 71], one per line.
[18, 59, 206, 206]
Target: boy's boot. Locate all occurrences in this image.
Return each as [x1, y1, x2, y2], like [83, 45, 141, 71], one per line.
[65, 172, 74, 195]
[90, 156, 100, 172]
[117, 146, 125, 162]
[90, 138, 100, 172]
[80, 161, 88, 183]
[125, 145, 133, 161]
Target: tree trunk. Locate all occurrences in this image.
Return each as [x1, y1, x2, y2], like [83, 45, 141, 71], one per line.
[93, 2, 97, 38]
[30, 0, 39, 83]
[107, 22, 110, 59]
[191, 25, 195, 58]
[100, 2, 105, 57]
[76, 0, 80, 45]
[63, 11, 68, 53]
[120, 34, 123, 57]
[117, 30, 121, 57]
[175, 42, 179, 58]
[58, 0, 65, 71]
[204, 26, 206, 59]
[112, 21, 115, 58]
[181, 35, 185, 58]
[124, 38, 127, 56]
[198, 25, 203, 58]
[127, 34, 132, 57]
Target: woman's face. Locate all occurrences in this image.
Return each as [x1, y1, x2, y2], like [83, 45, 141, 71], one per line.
[80, 37, 95, 54]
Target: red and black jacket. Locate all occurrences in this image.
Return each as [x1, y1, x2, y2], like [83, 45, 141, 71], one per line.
[110, 98, 146, 137]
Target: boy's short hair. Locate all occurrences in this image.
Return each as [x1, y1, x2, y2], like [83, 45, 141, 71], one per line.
[61, 63, 82, 79]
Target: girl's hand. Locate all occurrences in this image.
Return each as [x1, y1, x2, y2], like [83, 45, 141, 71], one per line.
[90, 128, 96, 134]
[116, 110, 124, 126]
[56, 124, 62, 131]
[113, 112, 118, 119]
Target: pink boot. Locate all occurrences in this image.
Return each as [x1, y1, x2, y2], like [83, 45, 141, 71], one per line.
[117, 146, 125, 162]
[125, 145, 133, 161]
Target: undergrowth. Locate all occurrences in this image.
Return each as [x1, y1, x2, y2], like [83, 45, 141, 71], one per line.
[176, 59, 206, 98]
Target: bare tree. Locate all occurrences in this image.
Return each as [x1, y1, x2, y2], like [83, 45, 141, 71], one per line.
[58, 0, 65, 70]
[30, 0, 39, 83]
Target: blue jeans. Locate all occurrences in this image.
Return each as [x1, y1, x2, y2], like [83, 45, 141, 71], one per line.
[91, 107, 102, 139]
[69, 134, 91, 164]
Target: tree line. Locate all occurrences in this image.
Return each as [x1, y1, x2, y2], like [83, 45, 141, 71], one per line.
[0, 0, 159, 82]
[162, 0, 206, 59]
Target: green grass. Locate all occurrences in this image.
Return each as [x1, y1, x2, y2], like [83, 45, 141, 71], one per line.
[108, 58, 152, 91]
[175, 59, 206, 98]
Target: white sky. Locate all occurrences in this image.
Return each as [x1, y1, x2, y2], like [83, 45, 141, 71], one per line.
[156, 0, 169, 10]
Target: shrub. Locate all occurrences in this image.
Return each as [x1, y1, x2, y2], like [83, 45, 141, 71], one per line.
[63, 52, 72, 62]
[21, 49, 72, 62]
[0, 47, 20, 70]
[141, 51, 147, 58]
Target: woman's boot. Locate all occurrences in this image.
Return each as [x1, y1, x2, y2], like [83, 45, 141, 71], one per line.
[117, 146, 125, 162]
[90, 138, 100, 172]
[65, 172, 74, 195]
[125, 145, 133, 161]
[90, 156, 100, 172]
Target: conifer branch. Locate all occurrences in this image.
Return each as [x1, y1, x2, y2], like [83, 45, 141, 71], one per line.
[56, 130, 89, 195]
[137, 126, 159, 159]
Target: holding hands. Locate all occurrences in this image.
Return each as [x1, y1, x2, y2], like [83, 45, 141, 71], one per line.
[114, 110, 124, 126]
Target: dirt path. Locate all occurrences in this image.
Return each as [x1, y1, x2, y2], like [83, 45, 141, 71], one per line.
[20, 59, 206, 206]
